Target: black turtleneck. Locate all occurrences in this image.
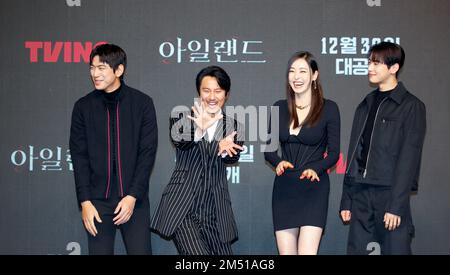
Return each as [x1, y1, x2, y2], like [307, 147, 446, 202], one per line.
[103, 85, 121, 198]
[358, 86, 395, 171]
[104, 85, 121, 102]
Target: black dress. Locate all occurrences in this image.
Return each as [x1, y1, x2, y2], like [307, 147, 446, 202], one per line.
[264, 99, 340, 231]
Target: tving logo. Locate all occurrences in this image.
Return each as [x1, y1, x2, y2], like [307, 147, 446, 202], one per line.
[25, 41, 107, 63]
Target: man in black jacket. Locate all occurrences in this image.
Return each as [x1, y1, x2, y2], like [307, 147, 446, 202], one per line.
[340, 42, 426, 254]
[70, 44, 157, 254]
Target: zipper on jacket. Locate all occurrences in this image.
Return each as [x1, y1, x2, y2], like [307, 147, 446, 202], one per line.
[105, 108, 111, 198]
[363, 97, 388, 178]
[116, 102, 124, 197]
[345, 112, 370, 175]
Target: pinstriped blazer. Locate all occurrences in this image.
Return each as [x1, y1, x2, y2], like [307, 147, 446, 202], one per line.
[150, 112, 244, 243]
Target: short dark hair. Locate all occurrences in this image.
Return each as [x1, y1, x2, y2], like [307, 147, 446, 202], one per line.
[195, 66, 231, 95]
[89, 44, 127, 80]
[368, 42, 405, 77]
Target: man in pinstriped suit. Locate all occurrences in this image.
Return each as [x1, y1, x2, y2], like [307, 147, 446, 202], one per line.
[151, 66, 244, 255]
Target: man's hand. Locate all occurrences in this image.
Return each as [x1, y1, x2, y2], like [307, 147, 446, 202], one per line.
[218, 131, 244, 157]
[81, 200, 102, 237]
[113, 195, 137, 226]
[275, 161, 294, 176]
[187, 100, 222, 131]
[340, 210, 351, 223]
[384, 212, 401, 231]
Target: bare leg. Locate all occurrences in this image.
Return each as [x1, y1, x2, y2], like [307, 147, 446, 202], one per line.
[298, 226, 323, 255]
[275, 228, 299, 255]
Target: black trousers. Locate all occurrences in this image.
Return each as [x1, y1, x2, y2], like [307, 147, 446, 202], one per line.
[87, 197, 152, 255]
[347, 184, 415, 255]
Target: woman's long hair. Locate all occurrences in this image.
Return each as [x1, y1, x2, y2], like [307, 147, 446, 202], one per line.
[286, 51, 324, 128]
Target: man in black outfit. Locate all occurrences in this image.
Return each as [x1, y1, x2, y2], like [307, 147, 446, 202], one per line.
[70, 44, 157, 254]
[340, 42, 426, 254]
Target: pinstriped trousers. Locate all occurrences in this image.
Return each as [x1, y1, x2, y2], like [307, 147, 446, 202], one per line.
[172, 184, 232, 255]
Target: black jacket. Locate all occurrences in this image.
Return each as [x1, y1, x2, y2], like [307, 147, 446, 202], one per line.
[70, 83, 158, 206]
[340, 82, 426, 216]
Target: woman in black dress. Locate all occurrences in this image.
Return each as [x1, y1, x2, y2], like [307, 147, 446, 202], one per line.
[264, 51, 340, 254]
